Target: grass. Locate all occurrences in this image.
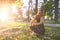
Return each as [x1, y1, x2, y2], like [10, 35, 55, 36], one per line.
[0, 21, 60, 40]
[44, 17, 60, 24]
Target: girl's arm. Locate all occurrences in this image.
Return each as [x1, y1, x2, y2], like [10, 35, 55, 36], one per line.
[30, 15, 36, 26]
[30, 18, 35, 25]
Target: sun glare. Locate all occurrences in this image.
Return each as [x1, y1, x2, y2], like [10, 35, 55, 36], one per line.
[0, 7, 9, 22]
[12, 5, 18, 14]
[0, 13, 9, 22]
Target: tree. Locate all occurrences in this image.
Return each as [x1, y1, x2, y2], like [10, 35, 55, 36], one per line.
[54, 0, 59, 23]
[35, 0, 38, 13]
[42, 0, 54, 16]
[11, 0, 23, 21]
[42, 0, 59, 23]
[27, 0, 32, 22]
[12, 0, 23, 8]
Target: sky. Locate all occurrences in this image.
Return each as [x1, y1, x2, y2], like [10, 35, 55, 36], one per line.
[22, 0, 44, 9]
[22, 0, 44, 18]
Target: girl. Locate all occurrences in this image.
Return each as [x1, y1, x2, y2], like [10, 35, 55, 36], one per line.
[30, 8, 45, 35]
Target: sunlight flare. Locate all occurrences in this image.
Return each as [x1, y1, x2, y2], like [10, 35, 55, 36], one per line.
[0, 13, 9, 22]
[0, 6, 9, 22]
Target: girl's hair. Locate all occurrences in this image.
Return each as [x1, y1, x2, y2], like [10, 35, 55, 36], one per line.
[41, 8, 43, 13]
[38, 8, 43, 14]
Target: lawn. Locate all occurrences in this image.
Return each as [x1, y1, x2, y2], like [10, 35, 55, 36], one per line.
[0, 22, 60, 40]
[44, 17, 60, 24]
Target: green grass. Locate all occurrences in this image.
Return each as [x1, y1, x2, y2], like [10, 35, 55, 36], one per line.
[0, 22, 60, 40]
[44, 17, 60, 24]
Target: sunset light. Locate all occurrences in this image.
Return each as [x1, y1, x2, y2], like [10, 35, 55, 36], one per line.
[0, 13, 9, 22]
[0, 0, 59, 40]
[0, 6, 9, 22]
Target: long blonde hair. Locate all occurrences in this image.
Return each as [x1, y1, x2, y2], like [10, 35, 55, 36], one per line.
[33, 8, 44, 19]
[37, 8, 43, 14]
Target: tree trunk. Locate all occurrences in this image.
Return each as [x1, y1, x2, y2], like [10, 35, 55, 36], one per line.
[28, 0, 32, 22]
[35, 0, 38, 13]
[54, 0, 59, 23]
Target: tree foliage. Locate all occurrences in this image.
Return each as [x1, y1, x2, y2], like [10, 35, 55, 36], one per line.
[42, 0, 54, 16]
[12, 0, 23, 9]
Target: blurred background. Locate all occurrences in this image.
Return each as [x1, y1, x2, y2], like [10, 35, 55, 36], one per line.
[0, 0, 60, 40]
[0, 0, 60, 24]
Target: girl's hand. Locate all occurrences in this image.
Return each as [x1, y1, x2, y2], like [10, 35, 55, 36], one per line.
[32, 22, 37, 26]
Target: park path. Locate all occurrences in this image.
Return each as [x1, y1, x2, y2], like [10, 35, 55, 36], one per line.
[27, 22, 60, 27]
[44, 24, 60, 27]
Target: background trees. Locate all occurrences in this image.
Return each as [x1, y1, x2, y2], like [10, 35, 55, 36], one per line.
[42, 0, 59, 23]
[54, 0, 59, 23]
